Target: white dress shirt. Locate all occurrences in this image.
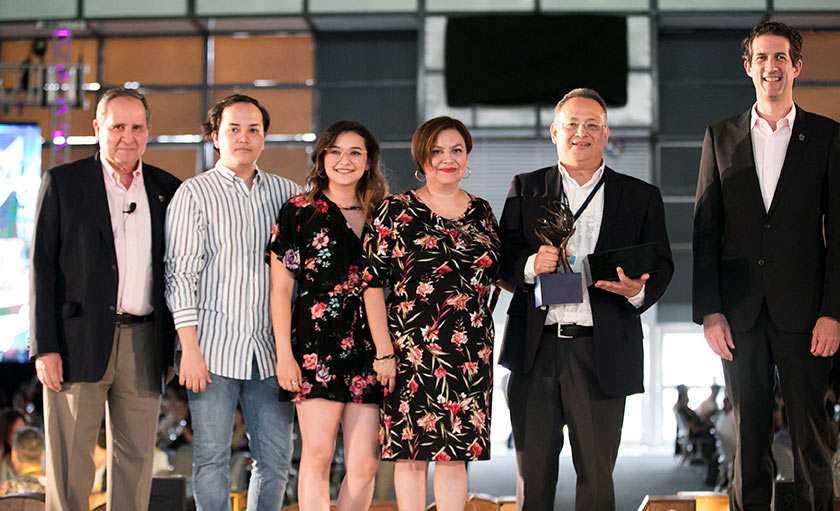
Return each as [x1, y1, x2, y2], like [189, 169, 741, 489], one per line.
[101, 159, 153, 316]
[750, 103, 796, 211]
[524, 163, 644, 334]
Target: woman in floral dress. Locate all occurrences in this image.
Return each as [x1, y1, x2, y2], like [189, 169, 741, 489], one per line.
[269, 120, 395, 511]
[362, 116, 501, 511]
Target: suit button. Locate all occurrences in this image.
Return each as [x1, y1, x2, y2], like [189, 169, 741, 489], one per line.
[763, 223, 771, 229]
[111, 265, 117, 271]
[540, 306, 547, 311]
[108, 305, 115, 311]
[758, 259, 765, 266]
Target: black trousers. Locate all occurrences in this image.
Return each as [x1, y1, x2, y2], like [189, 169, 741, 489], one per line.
[724, 304, 833, 511]
[508, 328, 626, 511]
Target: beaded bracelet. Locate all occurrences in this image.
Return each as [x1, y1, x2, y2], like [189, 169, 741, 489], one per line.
[374, 353, 395, 361]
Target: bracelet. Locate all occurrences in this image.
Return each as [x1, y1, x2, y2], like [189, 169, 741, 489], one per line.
[374, 353, 395, 361]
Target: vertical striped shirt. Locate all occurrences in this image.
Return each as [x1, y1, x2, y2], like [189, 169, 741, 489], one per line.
[164, 162, 300, 379]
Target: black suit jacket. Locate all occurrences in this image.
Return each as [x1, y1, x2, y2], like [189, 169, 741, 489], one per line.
[29, 153, 181, 383]
[692, 106, 840, 332]
[498, 165, 673, 397]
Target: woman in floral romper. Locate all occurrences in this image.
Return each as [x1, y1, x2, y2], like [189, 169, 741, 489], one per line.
[269, 121, 394, 510]
[363, 116, 501, 511]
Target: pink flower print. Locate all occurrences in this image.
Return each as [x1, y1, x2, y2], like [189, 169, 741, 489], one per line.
[305, 257, 316, 270]
[392, 245, 406, 258]
[434, 367, 447, 380]
[470, 410, 486, 429]
[417, 412, 437, 432]
[445, 293, 469, 310]
[414, 234, 439, 249]
[433, 451, 451, 462]
[340, 337, 354, 351]
[470, 311, 483, 328]
[476, 254, 493, 268]
[396, 213, 413, 223]
[349, 375, 365, 401]
[396, 300, 415, 314]
[461, 361, 478, 377]
[468, 441, 482, 458]
[376, 224, 391, 238]
[302, 354, 318, 371]
[435, 264, 452, 275]
[312, 230, 329, 249]
[399, 401, 410, 415]
[408, 379, 419, 394]
[478, 346, 492, 364]
[416, 281, 434, 298]
[451, 330, 468, 348]
[420, 324, 439, 343]
[310, 302, 327, 319]
[315, 364, 332, 387]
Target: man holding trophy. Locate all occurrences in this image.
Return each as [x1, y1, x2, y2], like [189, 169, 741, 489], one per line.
[498, 88, 673, 511]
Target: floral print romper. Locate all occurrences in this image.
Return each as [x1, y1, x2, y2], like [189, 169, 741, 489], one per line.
[269, 193, 381, 403]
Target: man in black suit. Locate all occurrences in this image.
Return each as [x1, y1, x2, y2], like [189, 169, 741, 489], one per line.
[499, 88, 672, 511]
[693, 21, 840, 511]
[29, 87, 181, 511]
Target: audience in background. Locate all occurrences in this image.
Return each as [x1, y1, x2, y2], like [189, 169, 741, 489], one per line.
[0, 408, 26, 484]
[0, 427, 45, 496]
[696, 384, 721, 421]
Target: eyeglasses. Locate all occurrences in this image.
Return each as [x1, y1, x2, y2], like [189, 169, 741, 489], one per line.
[324, 148, 367, 164]
[558, 121, 606, 134]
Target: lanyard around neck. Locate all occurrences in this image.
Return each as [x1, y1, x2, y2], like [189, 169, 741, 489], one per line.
[561, 173, 606, 221]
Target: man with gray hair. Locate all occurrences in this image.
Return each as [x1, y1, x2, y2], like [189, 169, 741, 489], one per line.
[499, 88, 672, 510]
[30, 86, 180, 510]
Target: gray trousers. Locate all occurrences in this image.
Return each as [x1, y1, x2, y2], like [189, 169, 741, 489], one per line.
[508, 328, 626, 511]
[44, 321, 161, 511]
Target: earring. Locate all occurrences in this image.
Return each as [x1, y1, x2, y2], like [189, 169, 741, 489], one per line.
[414, 169, 425, 182]
[463, 166, 472, 180]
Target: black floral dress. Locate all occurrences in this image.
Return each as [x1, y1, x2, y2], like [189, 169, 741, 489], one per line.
[362, 190, 501, 461]
[269, 193, 381, 404]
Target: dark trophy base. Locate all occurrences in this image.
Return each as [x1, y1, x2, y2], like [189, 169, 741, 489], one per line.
[583, 242, 661, 286]
[535, 272, 583, 307]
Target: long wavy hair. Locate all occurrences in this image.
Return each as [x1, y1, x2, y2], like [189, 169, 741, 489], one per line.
[305, 120, 387, 216]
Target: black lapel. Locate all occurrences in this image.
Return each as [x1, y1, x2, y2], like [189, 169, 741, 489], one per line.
[80, 153, 117, 262]
[544, 165, 562, 199]
[143, 166, 165, 256]
[730, 111, 767, 216]
[594, 166, 619, 252]
[766, 106, 810, 219]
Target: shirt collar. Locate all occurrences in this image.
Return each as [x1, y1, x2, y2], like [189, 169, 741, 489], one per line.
[214, 161, 261, 186]
[101, 156, 143, 191]
[557, 161, 605, 189]
[750, 103, 796, 130]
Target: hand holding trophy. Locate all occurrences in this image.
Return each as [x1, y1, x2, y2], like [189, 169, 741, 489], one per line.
[533, 200, 583, 305]
[534, 200, 576, 273]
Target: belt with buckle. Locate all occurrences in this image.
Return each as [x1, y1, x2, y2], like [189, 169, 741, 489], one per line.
[546, 324, 594, 338]
[115, 313, 153, 325]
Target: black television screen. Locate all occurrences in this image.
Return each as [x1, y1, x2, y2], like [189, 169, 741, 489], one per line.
[445, 14, 628, 107]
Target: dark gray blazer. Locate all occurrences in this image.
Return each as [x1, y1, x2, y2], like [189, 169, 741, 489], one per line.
[29, 153, 181, 383]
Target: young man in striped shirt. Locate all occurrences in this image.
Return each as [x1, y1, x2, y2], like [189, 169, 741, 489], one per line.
[165, 95, 301, 511]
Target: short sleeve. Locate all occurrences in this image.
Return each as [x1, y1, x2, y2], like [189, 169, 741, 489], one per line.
[267, 195, 304, 274]
[362, 197, 399, 288]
